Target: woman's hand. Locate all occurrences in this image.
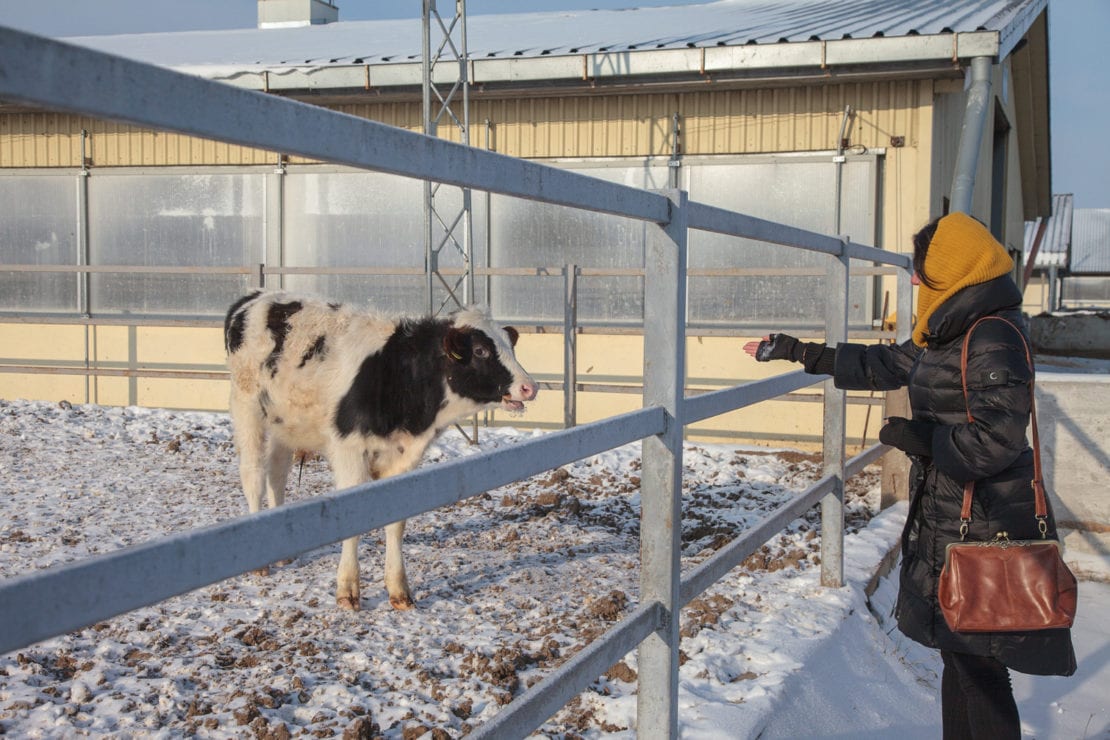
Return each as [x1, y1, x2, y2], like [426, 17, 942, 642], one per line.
[743, 333, 800, 362]
[879, 417, 938, 457]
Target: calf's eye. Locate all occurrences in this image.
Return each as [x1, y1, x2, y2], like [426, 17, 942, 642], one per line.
[474, 346, 491, 359]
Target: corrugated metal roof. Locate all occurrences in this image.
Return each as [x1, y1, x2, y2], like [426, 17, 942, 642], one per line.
[58, 0, 1042, 82]
[1025, 193, 1072, 269]
[1070, 209, 1110, 276]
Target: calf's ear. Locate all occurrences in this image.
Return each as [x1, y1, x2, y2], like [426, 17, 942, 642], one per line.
[503, 326, 519, 347]
[444, 327, 472, 363]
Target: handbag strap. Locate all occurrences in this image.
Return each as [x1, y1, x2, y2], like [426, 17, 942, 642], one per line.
[958, 315, 1048, 538]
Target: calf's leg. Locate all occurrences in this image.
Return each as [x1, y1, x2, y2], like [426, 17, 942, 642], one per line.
[330, 450, 370, 611]
[260, 440, 295, 570]
[336, 535, 361, 610]
[374, 444, 430, 611]
[230, 395, 267, 516]
[265, 439, 293, 509]
[384, 519, 414, 610]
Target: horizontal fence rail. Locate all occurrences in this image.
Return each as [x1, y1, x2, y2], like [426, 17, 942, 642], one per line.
[0, 24, 914, 738]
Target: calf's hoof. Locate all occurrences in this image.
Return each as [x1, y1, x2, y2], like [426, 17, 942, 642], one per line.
[336, 595, 361, 611]
[389, 594, 416, 611]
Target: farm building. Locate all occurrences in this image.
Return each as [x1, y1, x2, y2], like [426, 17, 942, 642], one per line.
[1024, 196, 1110, 312]
[0, 0, 1052, 447]
[1023, 196, 1110, 356]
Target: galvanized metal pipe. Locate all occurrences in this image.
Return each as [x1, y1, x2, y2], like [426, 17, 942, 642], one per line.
[820, 240, 850, 588]
[473, 602, 665, 739]
[680, 473, 836, 605]
[950, 56, 993, 214]
[637, 189, 688, 739]
[78, 129, 92, 403]
[833, 105, 851, 236]
[563, 263, 578, 428]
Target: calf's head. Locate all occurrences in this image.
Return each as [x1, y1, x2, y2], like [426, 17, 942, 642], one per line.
[444, 308, 536, 412]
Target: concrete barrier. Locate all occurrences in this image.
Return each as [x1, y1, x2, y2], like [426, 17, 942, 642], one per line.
[1036, 371, 1110, 580]
[1030, 312, 1110, 358]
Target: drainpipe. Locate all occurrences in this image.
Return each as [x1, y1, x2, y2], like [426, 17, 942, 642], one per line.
[949, 56, 993, 214]
[832, 105, 851, 236]
[668, 112, 682, 189]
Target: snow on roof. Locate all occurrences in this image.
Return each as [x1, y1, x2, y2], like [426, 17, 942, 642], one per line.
[59, 0, 1040, 82]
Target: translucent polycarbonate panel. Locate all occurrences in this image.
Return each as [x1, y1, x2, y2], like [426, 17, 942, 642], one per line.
[283, 171, 488, 313]
[88, 173, 264, 316]
[1062, 277, 1110, 307]
[488, 155, 878, 328]
[489, 161, 669, 323]
[0, 175, 79, 313]
[685, 155, 878, 330]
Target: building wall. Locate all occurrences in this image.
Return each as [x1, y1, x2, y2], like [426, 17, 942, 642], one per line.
[1, 78, 939, 270]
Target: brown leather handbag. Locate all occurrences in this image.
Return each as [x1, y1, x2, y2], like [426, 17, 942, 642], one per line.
[936, 316, 1078, 633]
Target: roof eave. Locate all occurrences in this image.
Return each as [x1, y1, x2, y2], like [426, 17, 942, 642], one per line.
[199, 31, 1000, 94]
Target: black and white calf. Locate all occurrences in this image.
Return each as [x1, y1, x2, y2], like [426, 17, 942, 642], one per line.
[224, 290, 536, 610]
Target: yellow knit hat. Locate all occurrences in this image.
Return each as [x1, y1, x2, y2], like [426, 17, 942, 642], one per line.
[913, 212, 1013, 346]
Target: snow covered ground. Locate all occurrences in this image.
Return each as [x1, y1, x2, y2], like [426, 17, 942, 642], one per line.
[0, 398, 1105, 738]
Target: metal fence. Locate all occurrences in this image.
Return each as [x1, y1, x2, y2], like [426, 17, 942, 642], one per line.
[0, 26, 913, 738]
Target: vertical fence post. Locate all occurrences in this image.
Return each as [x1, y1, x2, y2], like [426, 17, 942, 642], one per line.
[77, 132, 92, 404]
[265, 154, 285, 291]
[896, 261, 913, 344]
[638, 189, 687, 738]
[564, 263, 578, 429]
[820, 238, 850, 587]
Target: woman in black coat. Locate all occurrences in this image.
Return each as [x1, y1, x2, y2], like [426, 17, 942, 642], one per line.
[744, 212, 1075, 739]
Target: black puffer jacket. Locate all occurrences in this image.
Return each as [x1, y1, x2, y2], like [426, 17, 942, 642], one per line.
[834, 275, 1076, 676]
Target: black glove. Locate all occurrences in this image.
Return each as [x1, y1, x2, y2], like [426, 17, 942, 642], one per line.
[754, 333, 802, 362]
[879, 417, 937, 457]
[754, 333, 836, 375]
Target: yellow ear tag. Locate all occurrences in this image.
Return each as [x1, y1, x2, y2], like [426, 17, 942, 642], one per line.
[449, 350, 464, 361]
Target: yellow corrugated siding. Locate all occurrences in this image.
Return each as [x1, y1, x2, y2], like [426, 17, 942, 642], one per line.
[90, 120, 275, 166]
[1, 80, 930, 166]
[0, 113, 277, 167]
[679, 82, 924, 155]
[473, 81, 926, 158]
[0, 112, 81, 167]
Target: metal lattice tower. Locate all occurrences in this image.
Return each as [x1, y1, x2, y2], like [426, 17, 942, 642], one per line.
[422, 0, 473, 315]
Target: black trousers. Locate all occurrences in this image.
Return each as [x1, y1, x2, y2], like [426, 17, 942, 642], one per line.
[940, 650, 1020, 739]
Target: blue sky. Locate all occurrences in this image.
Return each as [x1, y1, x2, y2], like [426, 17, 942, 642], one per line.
[2, 0, 1106, 209]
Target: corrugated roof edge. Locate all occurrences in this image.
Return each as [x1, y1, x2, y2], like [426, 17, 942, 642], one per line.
[53, 0, 1046, 92]
[195, 33, 1000, 94]
[1025, 193, 1073, 270]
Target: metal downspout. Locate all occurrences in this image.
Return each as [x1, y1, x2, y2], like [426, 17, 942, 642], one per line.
[833, 105, 851, 236]
[949, 56, 993, 214]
